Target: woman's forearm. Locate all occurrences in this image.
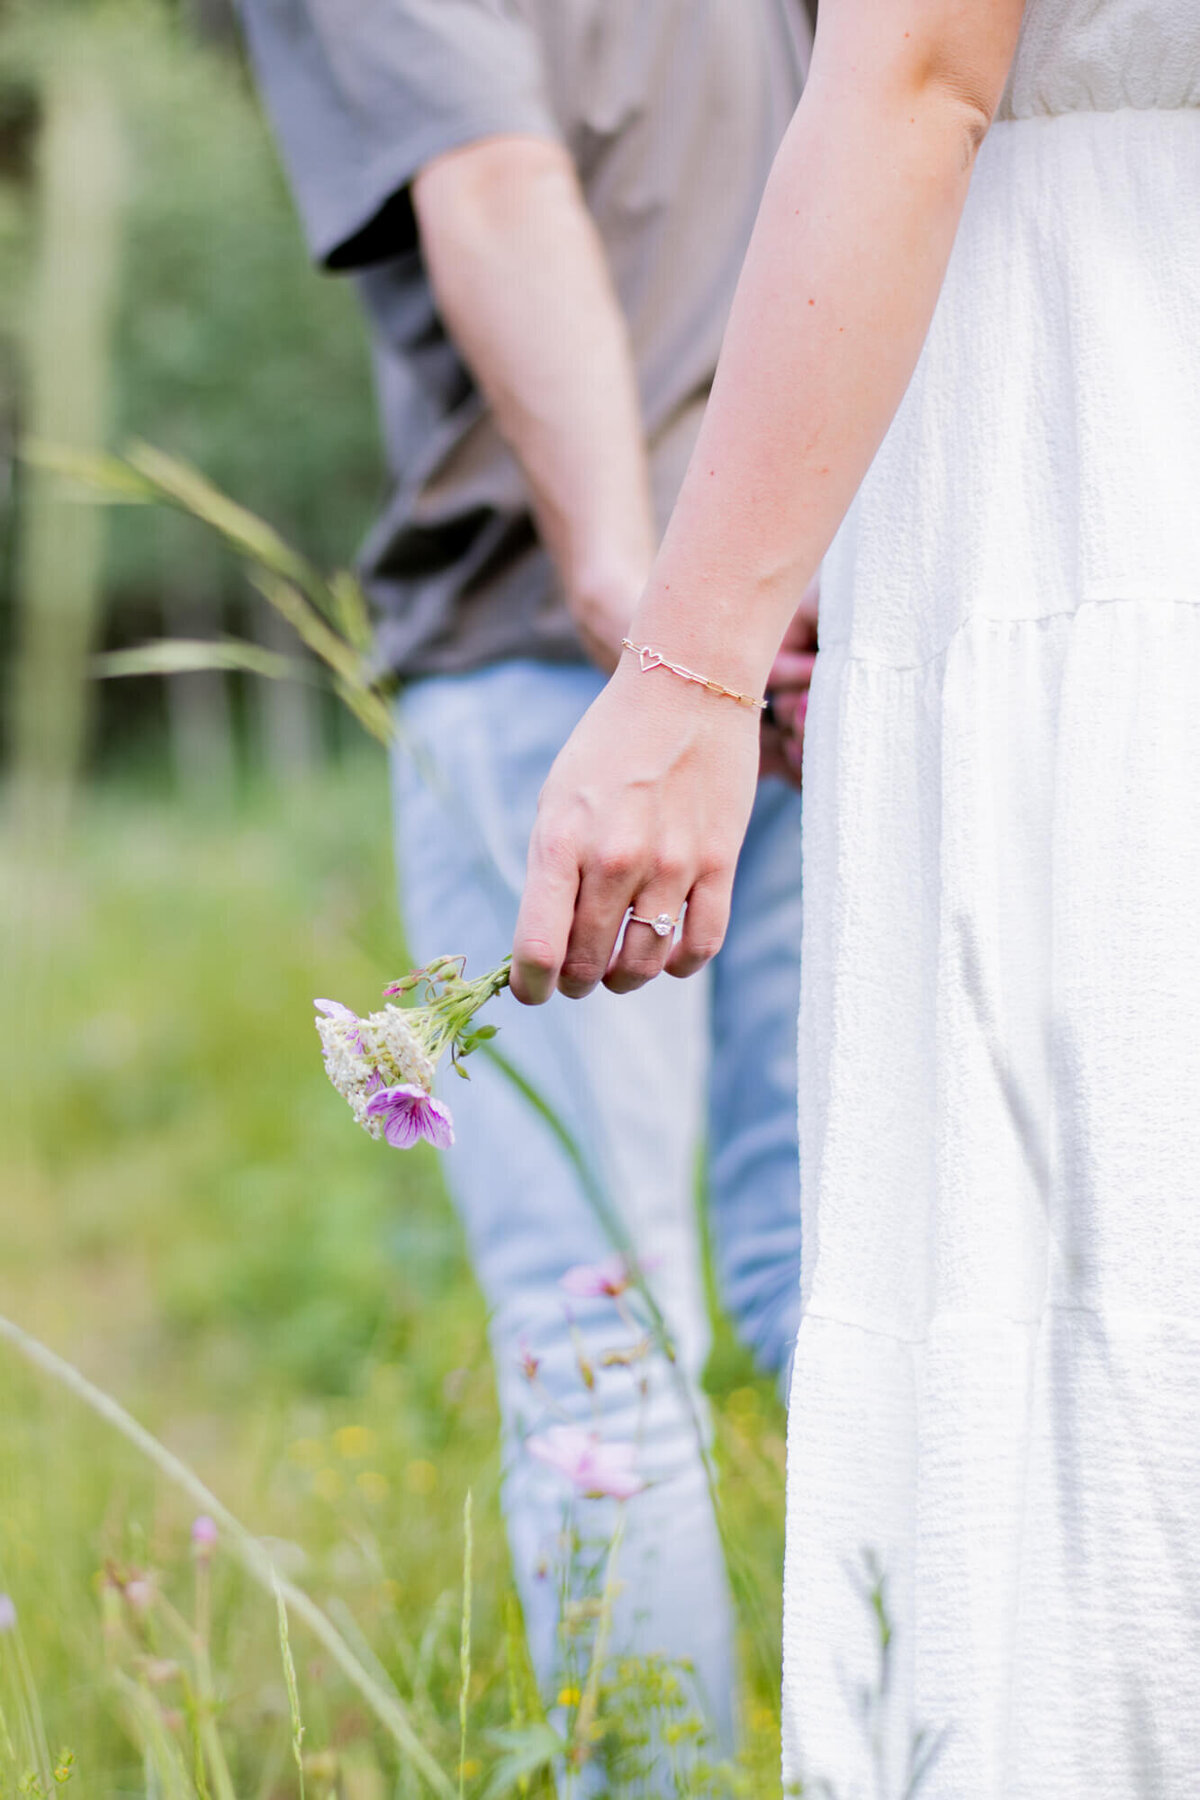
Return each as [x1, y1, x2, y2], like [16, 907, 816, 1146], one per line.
[631, 0, 1025, 693]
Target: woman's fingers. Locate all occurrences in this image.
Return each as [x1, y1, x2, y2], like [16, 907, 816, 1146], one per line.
[666, 871, 732, 979]
[603, 879, 688, 994]
[558, 854, 644, 997]
[511, 830, 582, 1004]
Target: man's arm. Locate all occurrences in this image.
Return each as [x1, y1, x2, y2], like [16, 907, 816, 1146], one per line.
[412, 135, 656, 671]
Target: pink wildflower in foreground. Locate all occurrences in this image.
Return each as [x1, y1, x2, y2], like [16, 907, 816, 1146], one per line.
[559, 1252, 661, 1299]
[366, 1084, 455, 1150]
[527, 1425, 646, 1501]
[124, 1576, 156, 1615]
[191, 1515, 218, 1552]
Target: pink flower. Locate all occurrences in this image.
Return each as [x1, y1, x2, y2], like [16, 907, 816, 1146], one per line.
[124, 1576, 156, 1615]
[191, 1515, 218, 1554]
[365, 1084, 455, 1151]
[526, 1426, 646, 1501]
[559, 1252, 659, 1300]
[517, 1337, 541, 1382]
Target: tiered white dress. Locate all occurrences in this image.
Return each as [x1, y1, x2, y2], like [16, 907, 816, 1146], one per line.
[783, 4, 1200, 1795]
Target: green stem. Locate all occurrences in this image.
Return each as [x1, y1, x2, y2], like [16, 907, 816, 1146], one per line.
[482, 1045, 724, 1507]
[457, 1493, 473, 1800]
[568, 1510, 625, 1770]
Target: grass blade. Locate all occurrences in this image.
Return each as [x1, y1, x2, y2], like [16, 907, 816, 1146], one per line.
[94, 638, 308, 683]
[0, 1313, 455, 1798]
[274, 1577, 306, 1800]
[458, 1492, 473, 1800]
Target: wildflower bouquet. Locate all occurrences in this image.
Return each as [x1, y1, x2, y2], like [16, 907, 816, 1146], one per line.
[315, 955, 511, 1151]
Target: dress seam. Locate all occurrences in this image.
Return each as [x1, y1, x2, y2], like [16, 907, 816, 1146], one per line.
[817, 590, 1200, 676]
[799, 1299, 1200, 1348]
[992, 102, 1200, 124]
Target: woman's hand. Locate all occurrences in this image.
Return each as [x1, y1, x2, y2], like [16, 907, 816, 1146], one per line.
[511, 659, 762, 1005]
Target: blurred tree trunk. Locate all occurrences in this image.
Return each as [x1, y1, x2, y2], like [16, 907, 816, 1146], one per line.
[165, 562, 238, 801]
[4, 65, 123, 1192]
[9, 64, 124, 837]
[256, 596, 320, 781]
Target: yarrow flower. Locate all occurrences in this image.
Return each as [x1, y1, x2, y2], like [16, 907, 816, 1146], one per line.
[526, 1425, 646, 1501]
[315, 956, 509, 1151]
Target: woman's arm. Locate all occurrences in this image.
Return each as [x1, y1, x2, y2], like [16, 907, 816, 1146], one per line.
[512, 0, 1026, 1005]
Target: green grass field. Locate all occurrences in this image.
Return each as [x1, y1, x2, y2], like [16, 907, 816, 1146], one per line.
[0, 754, 788, 1797]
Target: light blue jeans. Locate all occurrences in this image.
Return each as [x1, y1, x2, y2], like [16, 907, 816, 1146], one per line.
[392, 660, 803, 1754]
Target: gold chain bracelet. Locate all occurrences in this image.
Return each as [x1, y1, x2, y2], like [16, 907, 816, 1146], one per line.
[621, 639, 767, 713]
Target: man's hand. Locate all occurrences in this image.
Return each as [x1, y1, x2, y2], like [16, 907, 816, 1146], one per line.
[568, 560, 651, 672]
[759, 574, 819, 787]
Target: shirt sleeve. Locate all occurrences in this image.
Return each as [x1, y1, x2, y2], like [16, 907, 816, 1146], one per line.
[237, 0, 562, 269]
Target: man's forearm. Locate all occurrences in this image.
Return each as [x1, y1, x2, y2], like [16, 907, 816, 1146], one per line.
[413, 135, 655, 666]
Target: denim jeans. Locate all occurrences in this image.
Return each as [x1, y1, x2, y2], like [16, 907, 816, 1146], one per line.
[392, 660, 803, 1753]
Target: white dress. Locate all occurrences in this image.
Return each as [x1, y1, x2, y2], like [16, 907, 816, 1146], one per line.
[783, 4, 1200, 1796]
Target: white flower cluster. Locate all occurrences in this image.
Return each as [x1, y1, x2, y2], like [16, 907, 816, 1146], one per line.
[358, 1006, 436, 1092]
[316, 1004, 435, 1138]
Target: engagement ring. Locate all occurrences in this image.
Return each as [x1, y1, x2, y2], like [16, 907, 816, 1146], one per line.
[628, 910, 683, 939]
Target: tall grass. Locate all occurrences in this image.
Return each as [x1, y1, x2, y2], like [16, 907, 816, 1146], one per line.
[0, 763, 791, 1794]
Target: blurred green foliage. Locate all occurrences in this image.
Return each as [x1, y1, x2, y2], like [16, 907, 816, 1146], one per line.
[0, 759, 789, 1792]
[0, 0, 381, 769]
[0, 9, 792, 1788]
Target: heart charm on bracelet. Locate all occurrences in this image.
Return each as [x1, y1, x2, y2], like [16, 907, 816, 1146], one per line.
[621, 637, 766, 712]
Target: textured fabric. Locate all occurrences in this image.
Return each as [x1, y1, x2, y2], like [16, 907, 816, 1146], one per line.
[782, 6, 1200, 1794]
[391, 661, 804, 1751]
[241, 0, 808, 678]
[1000, 0, 1200, 118]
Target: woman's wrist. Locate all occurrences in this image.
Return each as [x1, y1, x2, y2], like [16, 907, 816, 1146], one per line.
[625, 587, 782, 706]
[608, 636, 765, 736]
[618, 636, 768, 715]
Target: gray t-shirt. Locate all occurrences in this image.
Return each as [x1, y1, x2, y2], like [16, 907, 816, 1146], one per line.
[241, 0, 808, 679]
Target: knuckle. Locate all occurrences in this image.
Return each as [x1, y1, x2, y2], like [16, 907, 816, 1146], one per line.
[561, 954, 604, 988]
[688, 931, 725, 965]
[596, 844, 636, 885]
[536, 832, 579, 879]
[649, 849, 687, 890]
[515, 933, 558, 975]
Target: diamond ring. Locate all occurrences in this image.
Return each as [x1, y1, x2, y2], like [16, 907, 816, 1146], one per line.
[628, 909, 683, 939]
